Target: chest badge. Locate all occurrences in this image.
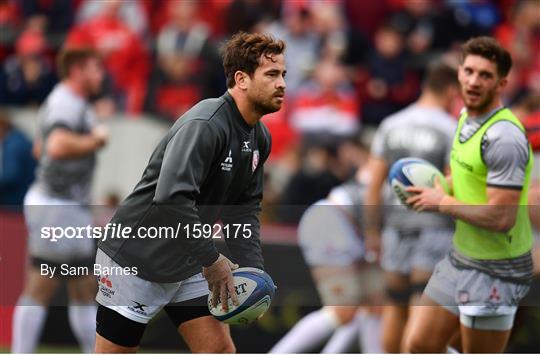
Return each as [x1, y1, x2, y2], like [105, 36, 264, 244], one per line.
[252, 150, 259, 172]
[242, 141, 252, 153]
[221, 149, 233, 171]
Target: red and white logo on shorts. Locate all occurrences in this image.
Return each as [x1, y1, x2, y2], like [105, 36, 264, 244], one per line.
[252, 150, 259, 172]
[458, 291, 469, 304]
[100, 276, 113, 288]
[98, 276, 115, 298]
[489, 286, 500, 303]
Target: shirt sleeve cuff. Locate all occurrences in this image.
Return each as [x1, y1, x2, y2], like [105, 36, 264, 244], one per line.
[200, 249, 220, 267]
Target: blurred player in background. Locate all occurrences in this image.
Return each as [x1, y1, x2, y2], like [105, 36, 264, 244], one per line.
[405, 36, 534, 353]
[512, 94, 540, 275]
[12, 48, 108, 353]
[363, 61, 460, 352]
[93, 32, 285, 353]
[271, 172, 383, 353]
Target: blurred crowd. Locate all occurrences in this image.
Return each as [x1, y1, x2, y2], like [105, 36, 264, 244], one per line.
[1, 0, 539, 222]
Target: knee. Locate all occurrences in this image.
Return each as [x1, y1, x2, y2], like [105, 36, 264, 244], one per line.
[221, 341, 236, 354]
[192, 339, 236, 353]
[17, 294, 47, 307]
[404, 334, 444, 353]
[328, 306, 357, 325]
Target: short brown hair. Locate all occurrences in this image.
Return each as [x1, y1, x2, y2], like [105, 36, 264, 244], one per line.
[56, 47, 99, 79]
[424, 61, 458, 94]
[222, 32, 286, 88]
[460, 36, 512, 77]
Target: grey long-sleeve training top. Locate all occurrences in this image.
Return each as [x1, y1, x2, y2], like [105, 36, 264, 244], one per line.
[98, 91, 271, 282]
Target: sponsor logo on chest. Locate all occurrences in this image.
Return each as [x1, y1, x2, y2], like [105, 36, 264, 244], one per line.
[242, 141, 252, 153]
[221, 149, 233, 171]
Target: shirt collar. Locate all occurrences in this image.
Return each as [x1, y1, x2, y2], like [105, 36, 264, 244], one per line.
[466, 105, 505, 125]
[222, 91, 254, 132]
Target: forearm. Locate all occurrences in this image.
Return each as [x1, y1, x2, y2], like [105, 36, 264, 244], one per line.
[439, 195, 517, 233]
[47, 131, 101, 159]
[363, 182, 383, 236]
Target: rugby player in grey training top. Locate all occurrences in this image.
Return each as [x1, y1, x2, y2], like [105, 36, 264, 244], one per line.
[363, 61, 460, 353]
[94, 32, 286, 353]
[12, 48, 108, 353]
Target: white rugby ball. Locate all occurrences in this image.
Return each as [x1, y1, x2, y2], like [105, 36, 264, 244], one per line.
[208, 267, 276, 325]
[388, 157, 449, 206]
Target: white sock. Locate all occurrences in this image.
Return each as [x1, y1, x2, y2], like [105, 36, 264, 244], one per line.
[11, 296, 47, 353]
[68, 303, 97, 353]
[321, 315, 360, 353]
[270, 308, 339, 353]
[358, 311, 383, 353]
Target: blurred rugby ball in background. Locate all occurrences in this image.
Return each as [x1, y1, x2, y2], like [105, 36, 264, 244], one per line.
[208, 267, 276, 325]
[388, 157, 449, 206]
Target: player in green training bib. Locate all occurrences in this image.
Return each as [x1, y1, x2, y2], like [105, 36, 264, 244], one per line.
[402, 37, 534, 353]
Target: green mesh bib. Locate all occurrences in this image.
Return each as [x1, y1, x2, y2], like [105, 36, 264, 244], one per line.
[451, 108, 533, 259]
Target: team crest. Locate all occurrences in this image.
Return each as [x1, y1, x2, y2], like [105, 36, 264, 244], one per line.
[252, 150, 259, 172]
[458, 290, 469, 304]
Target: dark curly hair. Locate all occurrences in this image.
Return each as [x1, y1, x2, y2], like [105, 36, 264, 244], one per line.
[222, 32, 286, 89]
[461, 36, 512, 78]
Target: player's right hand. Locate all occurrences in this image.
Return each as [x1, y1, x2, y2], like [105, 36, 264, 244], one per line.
[92, 124, 109, 148]
[202, 254, 239, 311]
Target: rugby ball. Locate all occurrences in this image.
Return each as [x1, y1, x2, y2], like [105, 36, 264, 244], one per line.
[388, 157, 449, 206]
[208, 267, 276, 325]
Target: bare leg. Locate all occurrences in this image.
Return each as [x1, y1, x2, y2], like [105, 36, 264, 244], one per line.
[67, 274, 97, 303]
[178, 315, 235, 353]
[401, 269, 432, 352]
[95, 333, 138, 353]
[461, 324, 511, 353]
[21, 267, 62, 305]
[403, 295, 460, 353]
[382, 272, 410, 353]
[12, 268, 61, 353]
[67, 275, 98, 353]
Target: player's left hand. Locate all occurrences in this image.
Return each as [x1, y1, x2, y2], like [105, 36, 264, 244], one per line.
[203, 254, 239, 311]
[405, 176, 447, 212]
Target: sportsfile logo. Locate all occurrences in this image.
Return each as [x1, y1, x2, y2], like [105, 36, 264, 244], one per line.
[221, 149, 233, 171]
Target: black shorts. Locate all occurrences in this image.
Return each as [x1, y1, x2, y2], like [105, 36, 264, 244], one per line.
[96, 295, 211, 348]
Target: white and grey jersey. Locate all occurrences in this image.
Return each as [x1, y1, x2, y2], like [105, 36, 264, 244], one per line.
[371, 104, 457, 230]
[34, 83, 97, 204]
[459, 107, 529, 189]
